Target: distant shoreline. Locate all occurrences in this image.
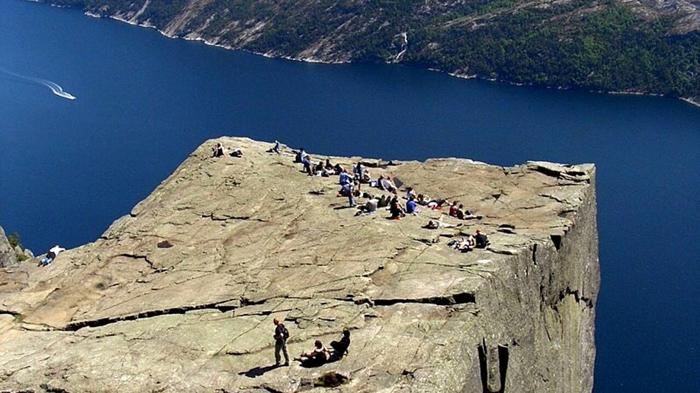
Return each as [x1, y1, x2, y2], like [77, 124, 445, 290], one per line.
[76, 8, 698, 109]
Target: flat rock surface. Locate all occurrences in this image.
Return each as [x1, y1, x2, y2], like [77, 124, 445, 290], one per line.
[0, 137, 597, 392]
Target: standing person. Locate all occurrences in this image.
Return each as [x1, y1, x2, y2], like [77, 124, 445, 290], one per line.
[273, 318, 290, 366]
[348, 183, 356, 207]
[295, 147, 307, 163]
[339, 168, 353, 186]
[353, 162, 365, 181]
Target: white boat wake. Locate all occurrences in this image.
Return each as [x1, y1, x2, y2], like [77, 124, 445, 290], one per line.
[0, 68, 77, 100]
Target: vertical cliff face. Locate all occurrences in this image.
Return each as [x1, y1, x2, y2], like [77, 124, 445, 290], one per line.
[0, 138, 599, 392]
[466, 166, 599, 392]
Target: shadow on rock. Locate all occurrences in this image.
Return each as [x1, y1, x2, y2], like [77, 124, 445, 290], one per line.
[298, 372, 349, 390]
[238, 364, 279, 378]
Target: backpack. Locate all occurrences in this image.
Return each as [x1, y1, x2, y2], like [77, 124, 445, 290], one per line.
[280, 324, 290, 340]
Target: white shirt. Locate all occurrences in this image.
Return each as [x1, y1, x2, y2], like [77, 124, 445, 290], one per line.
[49, 245, 66, 256]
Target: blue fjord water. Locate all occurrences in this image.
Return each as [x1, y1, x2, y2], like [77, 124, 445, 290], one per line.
[1, 1, 698, 391]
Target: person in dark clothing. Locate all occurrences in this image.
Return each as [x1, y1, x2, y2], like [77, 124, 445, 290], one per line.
[212, 142, 225, 158]
[294, 148, 306, 163]
[456, 204, 466, 220]
[301, 154, 313, 176]
[449, 201, 459, 217]
[267, 140, 281, 154]
[329, 329, 351, 360]
[474, 230, 489, 248]
[406, 196, 418, 214]
[273, 318, 290, 366]
[315, 161, 325, 174]
[389, 196, 405, 220]
[299, 340, 329, 367]
[377, 194, 390, 208]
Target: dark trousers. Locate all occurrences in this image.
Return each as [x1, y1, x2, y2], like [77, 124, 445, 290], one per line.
[275, 339, 289, 364]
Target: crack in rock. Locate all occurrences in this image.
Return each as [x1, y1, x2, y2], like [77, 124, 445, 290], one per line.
[372, 292, 475, 306]
[64, 298, 243, 331]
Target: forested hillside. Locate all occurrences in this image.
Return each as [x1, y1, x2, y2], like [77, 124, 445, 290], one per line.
[46, 0, 700, 101]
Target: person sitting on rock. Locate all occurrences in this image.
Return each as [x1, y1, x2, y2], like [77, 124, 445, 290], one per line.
[356, 196, 379, 216]
[212, 142, 226, 158]
[406, 187, 417, 200]
[406, 195, 419, 215]
[380, 176, 397, 193]
[466, 234, 477, 249]
[474, 230, 489, 248]
[448, 236, 475, 252]
[448, 201, 459, 217]
[362, 168, 372, 183]
[329, 329, 351, 360]
[39, 245, 66, 267]
[315, 161, 326, 176]
[457, 204, 467, 219]
[299, 340, 330, 367]
[229, 148, 243, 158]
[334, 163, 344, 175]
[267, 140, 281, 154]
[389, 196, 405, 220]
[319, 160, 335, 176]
[377, 194, 391, 208]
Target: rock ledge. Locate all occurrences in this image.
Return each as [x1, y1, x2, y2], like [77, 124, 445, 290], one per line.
[0, 137, 599, 393]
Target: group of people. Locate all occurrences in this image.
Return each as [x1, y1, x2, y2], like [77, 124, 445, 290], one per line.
[448, 202, 482, 220]
[447, 229, 490, 252]
[280, 142, 493, 245]
[212, 142, 242, 158]
[273, 319, 351, 368]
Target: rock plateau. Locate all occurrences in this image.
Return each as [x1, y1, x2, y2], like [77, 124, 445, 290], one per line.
[0, 137, 599, 392]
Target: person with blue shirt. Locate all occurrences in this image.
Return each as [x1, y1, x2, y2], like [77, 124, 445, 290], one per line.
[339, 168, 353, 186]
[406, 195, 418, 214]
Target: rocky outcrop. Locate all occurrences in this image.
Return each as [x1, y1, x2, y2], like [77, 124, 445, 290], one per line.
[0, 137, 599, 392]
[0, 226, 18, 268]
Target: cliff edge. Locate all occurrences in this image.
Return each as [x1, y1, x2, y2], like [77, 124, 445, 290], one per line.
[0, 137, 599, 392]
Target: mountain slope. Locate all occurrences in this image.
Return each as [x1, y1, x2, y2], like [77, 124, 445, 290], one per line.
[47, 0, 700, 101]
